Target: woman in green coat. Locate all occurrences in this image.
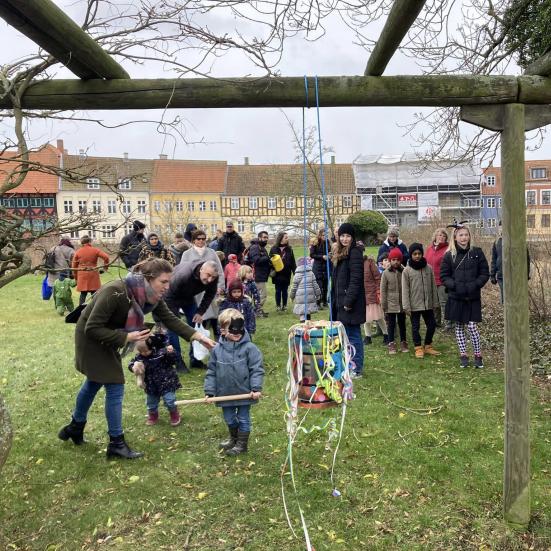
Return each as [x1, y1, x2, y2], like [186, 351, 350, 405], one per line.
[58, 258, 215, 459]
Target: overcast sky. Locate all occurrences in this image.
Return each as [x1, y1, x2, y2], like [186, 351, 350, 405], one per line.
[1, 2, 550, 167]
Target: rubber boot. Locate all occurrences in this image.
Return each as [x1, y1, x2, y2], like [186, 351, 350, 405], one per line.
[106, 434, 144, 459]
[219, 425, 238, 451]
[225, 431, 250, 456]
[58, 417, 86, 445]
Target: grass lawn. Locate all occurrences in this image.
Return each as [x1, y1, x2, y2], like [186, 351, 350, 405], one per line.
[0, 273, 549, 550]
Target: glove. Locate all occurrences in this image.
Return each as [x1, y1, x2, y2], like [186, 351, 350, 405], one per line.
[490, 276, 497, 285]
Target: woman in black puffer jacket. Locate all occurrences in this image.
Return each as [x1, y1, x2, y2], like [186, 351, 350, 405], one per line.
[309, 228, 331, 308]
[331, 223, 366, 378]
[440, 225, 489, 369]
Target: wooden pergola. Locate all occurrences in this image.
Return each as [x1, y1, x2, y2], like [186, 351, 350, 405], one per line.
[1, 0, 544, 527]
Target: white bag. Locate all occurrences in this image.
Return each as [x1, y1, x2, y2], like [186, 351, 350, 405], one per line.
[192, 323, 210, 362]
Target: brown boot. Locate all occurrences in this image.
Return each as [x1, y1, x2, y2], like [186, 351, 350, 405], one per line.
[424, 344, 441, 356]
[400, 341, 409, 353]
[414, 345, 424, 359]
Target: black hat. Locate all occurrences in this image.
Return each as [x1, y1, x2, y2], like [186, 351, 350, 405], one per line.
[228, 317, 245, 335]
[133, 220, 146, 231]
[408, 242, 424, 256]
[337, 223, 356, 239]
[145, 332, 167, 351]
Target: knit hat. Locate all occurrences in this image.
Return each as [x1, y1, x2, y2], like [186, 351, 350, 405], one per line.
[228, 279, 244, 296]
[337, 223, 356, 239]
[133, 220, 146, 231]
[408, 242, 424, 256]
[388, 248, 403, 262]
[228, 254, 238, 262]
[296, 256, 309, 267]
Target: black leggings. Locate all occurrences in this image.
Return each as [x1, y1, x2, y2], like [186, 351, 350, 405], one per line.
[274, 282, 289, 307]
[316, 275, 328, 305]
[410, 310, 436, 346]
[386, 312, 407, 343]
[79, 290, 97, 305]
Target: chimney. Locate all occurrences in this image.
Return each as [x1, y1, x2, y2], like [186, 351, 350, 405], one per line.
[244, 157, 249, 165]
[331, 155, 336, 164]
[56, 139, 64, 152]
[123, 152, 129, 161]
[159, 154, 168, 160]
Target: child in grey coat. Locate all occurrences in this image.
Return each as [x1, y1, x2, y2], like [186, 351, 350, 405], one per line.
[204, 308, 264, 456]
[290, 257, 321, 322]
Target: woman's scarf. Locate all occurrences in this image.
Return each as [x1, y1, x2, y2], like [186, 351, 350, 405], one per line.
[124, 272, 161, 331]
[193, 245, 207, 257]
[147, 236, 163, 253]
[409, 257, 427, 270]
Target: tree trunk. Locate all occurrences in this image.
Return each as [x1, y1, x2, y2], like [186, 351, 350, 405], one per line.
[0, 393, 13, 473]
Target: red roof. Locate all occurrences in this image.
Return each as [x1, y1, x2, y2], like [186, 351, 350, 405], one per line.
[151, 159, 227, 193]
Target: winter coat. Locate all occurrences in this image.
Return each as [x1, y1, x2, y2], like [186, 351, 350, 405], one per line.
[289, 264, 321, 316]
[53, 277, 76, 303]
[217, 231, 245, 263]
[402, 263, 439, 313]
[490, 237, 531, 281]
[119, 231, 146, 269]
[138, 244, 176, 266]
[309, 241, 331, 283]
[377, 239, 409, 264]
[128, 344, 181, 397]
[440, 246, 489, 323]
[72, 244, 110, 292]
[224, 262, 242, 286]
[204, 331, 264, 407]
[380, 266, 404, 314]
[243, 280, 261, 312]
[249, 241, 271, 283]
[169, 241, 191, 265]
[363, 257, 381, 305]
[180, 247, 224, 321]
[46, 244, 74, 286]
[330, 245, 366, 326]
[425, 241, 448, 286]
[75, 280, 196, 384]
[269, 244, 296, 286]
[164, 259, 218, 316]
[219, 297, 256, 334]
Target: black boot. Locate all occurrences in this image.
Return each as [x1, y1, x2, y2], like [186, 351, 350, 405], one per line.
[106, 434, 144, 459]
[58, 417, 86, 445]
[225, 431, 250, 456]
[175, 356, 190, 374]
[219, 426, 238, 451]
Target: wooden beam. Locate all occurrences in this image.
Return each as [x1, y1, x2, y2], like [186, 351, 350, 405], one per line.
[524, 50, 551, 77]
[0, 0, 129, 80]
[0, 75, 531, 110]
[365, 0, 427, 76]
[461, 104, 551, 131]
[501, 103, 531, 527]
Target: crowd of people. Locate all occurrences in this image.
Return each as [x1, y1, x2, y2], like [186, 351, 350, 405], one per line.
[50, 216, 501, 459]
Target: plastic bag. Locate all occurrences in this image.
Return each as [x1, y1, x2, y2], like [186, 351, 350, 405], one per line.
[41, 275, 53, 300]
[191, 323, 210, 362]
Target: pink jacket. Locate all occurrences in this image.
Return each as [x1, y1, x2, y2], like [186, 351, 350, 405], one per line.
[224, 262, 241, 286]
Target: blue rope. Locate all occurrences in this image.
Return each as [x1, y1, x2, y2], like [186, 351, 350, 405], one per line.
[302, 76, 309, 321]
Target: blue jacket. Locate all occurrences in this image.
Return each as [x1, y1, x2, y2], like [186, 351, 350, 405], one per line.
[377, 238, 409, 264]
[219, 297, 256, 334]
[204, 331, 264, 407]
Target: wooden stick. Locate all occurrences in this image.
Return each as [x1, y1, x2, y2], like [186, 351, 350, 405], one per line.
[175, 393, 254, 406]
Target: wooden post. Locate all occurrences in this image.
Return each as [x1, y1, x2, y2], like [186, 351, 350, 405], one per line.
[501, 103, 531, 526]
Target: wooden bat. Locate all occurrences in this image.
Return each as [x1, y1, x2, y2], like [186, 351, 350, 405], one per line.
[175, 393, 257, 406]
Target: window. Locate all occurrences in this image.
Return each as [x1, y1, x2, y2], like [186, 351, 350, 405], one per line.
[118, 178, 132, 190]
[30, 198, 42, 207]
[124, 224, 133, 235]
[200, 224, 207, 231]
[305, 197, 315, 209]
[107, 200, 117, 214]
[78, 200, 87, 213]
[199, 200, 206, 212]
[230, 197, 239, 210]
[175, 200, 183, 212]
[498, 198, 502, 208]
[64, 200, 73, 214]
[526, 214, 536, 228]
[526, 190, 536, 206]
[479, 219, 484, 228]
[3, 198, 14, 208]
[248, 197, 258, 210]
[92, 200, 101, 213]
[487, 218, 497, 228]
[530, 168, 547, 179]
[285, 197, 295, 209]
[485, 175, 496, 186]
[187, 201, 195, 212]
[542, 214, 550, 228]
[86, 178, 100, 190]
[541, 190, 551, 205]
[137, 200, 146, 214]
[102, 225, 116, 238]
[88, 227, 97, 238]
[154, 201, 161, 212]
[343, 195, 353, 208]
[122, 200, 131, 215]
[237, 220, 245, 232]
[267, 197, 277, 210]
[487, 198, 496, 209]
[211, 224, 218, 234]
[326, 196, 334, 208]
[164, 201, 173, 212]
[70, 230, 79, 238]
[44, 198, 54, 207]
[16, 198, 29, 208]
[209, 200, 217, 211]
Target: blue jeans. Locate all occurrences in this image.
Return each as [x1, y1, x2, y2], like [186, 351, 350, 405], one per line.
[146, 391, 177, 412]
[167, 302, 198, 361]
[274, 282, 289, 308]
[222, 405, 251, 432]
[73, 379, 124, 437]
[344, 324, 364, 375]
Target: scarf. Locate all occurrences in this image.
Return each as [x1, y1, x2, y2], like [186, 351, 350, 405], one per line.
[124, 272, 161, 331]
[409, 257, 427, 270]
[193, 245, 207, 257]
[147, 238, 163, 253]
